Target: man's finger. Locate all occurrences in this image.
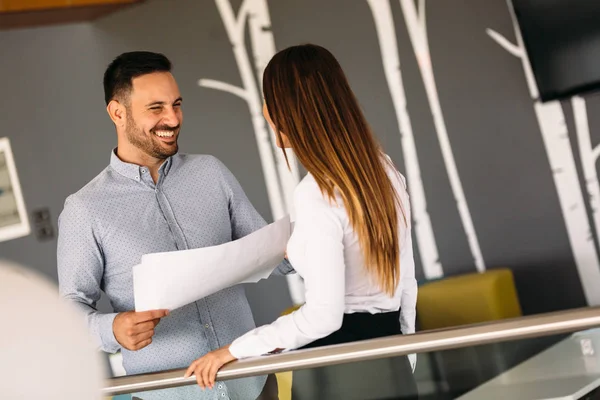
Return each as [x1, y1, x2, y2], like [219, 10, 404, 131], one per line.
[134, 338, 152, 351]
[134, 309, 169, 323]
[133, 329, 155, 344]
[131, 321, 156, 335]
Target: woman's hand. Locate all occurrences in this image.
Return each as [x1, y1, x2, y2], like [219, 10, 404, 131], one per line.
[184, 345, 237, 389]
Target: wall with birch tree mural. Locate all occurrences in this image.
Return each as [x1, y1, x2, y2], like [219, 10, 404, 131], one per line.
[1, 0, 599, 323]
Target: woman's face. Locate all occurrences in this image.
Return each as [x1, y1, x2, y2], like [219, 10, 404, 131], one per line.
[263, 102, 292, 148]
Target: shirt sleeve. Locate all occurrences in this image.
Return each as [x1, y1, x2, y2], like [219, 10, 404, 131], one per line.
[396, 174, 417, 336]
[57, 196, 121, 354]
[399, 232, 417, 336]
[215, 157, 295, 276]
[229, 196, 345, 359]
[397, 174, 418, 372]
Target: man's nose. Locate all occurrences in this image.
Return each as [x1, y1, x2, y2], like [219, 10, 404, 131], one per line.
[163, 107, 180, 127]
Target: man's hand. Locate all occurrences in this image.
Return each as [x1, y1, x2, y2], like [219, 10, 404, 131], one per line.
[113, 309, 169, 351]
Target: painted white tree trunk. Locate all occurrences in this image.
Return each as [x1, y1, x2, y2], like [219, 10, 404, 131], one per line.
[572, 96, 600, 251]
[399, 0, 486, 272]
[366, 0, 443, 279]
[245, 0, 305, 305]
[199, 0, 284, 221]
[246, 0, 302, 215]
[487, 2, 600, 305]
[199, 0, 305, 304]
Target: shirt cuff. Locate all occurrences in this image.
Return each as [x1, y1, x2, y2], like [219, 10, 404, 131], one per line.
[229, 335, 255, 359]
[400, 310, 416, 335]
[98, 312, 121, 354]
[229, 330, 276, 360]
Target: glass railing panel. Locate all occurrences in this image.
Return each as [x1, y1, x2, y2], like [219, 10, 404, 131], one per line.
[278, 334, 568, 399]
[104, 330, 600, 400]
[103, 308, 600, 400]
[455, 328, 600, 400]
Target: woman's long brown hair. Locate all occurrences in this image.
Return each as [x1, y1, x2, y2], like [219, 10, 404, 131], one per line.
[263, 44, 407, 296]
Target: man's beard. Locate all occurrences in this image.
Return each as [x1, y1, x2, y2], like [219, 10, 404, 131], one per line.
[125, 114, 179, 160]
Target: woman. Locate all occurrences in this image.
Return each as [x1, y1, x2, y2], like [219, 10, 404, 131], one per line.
[185, 44, 418, 395]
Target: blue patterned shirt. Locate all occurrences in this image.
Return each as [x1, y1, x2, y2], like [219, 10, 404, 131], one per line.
[57, 150, 293, 399]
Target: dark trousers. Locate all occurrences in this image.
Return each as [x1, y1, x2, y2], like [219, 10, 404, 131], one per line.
[298, 309, 419, 400]
[300, 309, 406, 349]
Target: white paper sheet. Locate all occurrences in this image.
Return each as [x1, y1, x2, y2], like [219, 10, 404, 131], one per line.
[133, 215, 291, 312]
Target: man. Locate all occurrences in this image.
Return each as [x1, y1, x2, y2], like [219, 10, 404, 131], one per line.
[57, 51, 289, 400]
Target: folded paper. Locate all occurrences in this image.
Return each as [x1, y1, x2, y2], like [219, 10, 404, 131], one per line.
[133, 215, 291, 312]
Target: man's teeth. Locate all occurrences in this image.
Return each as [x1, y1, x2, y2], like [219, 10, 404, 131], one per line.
[155, 131, 175, 138]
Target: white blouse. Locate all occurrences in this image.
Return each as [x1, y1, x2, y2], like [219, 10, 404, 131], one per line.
[229, 161, 417, 364]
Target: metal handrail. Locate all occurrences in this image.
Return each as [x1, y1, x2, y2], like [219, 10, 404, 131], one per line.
[103, 305, 600, 396]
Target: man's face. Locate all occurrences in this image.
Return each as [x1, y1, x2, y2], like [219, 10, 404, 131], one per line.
[125, 72, 183, 159]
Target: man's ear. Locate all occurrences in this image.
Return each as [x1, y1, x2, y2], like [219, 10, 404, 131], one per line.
[107, 99, 126, 127]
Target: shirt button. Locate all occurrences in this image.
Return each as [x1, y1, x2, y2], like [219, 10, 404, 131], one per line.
[205, 324, 210, 328]
[221, 394, 226, 397]
[218, 384, 223, 389]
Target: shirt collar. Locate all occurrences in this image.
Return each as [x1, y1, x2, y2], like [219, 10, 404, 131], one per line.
[109, 148, 174, 181]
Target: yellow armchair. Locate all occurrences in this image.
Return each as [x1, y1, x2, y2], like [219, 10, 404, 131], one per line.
[417, 268, 522, 331]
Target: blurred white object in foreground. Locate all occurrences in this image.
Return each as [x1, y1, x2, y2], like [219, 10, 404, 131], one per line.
[0, 259, 104, 399]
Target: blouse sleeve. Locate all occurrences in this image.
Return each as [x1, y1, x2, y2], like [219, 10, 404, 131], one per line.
[229, 189, 346, 359]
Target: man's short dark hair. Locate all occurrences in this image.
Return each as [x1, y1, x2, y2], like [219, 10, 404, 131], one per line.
[103, 51, 172, 105]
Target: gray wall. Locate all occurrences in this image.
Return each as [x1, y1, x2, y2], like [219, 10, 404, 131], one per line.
[1, 0, 597, 324]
